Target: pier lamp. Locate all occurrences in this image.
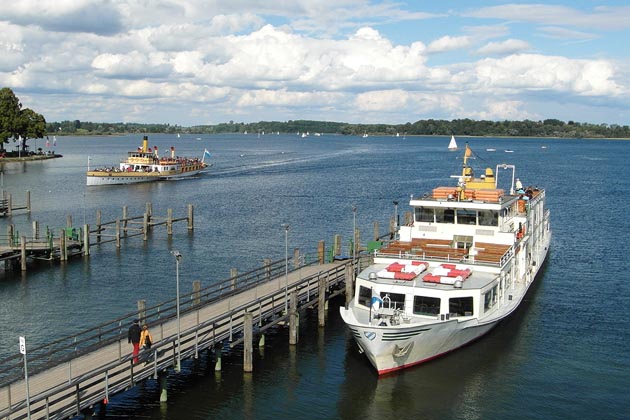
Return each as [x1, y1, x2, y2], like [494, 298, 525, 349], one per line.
[171, 250, 183, 372]
[282, 224, 289, 313]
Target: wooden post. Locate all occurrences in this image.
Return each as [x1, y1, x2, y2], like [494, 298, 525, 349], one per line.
[192, 280, 201, 306]
[20, 236, 27, 271]
[116, 219, 121, 248]
[318, 275, 327, 327]
[145, 202, 152, 228]
[137, 300, 146, 322]
[334, 234, 341, 256]
[318, 240, 325, 264]
[263, 259, 271, 281]
[7, 192, 11, 216]
[187, 204, 194, 230]
[32, 221, 39, 240]
[159, 373, 168, 402]
[122, 206, 128, 236]
[83, 224, 90, 256]
[25, 190, 31, 213]
[143, 213, 149, 241]
[293, 248, 300, 269]
[356, 229, 361, 253]
[60, 229, 67, 261]
[7, 224, 14, 246]
[389, 216, 395, 238]
[230, 268, 238, 290]
[96, 210, 102, 243]
[67, 215, 72, 228]
[345, 263, 354, 308]
[243, 312, 253, 372]
[289, 291, 299, 345]
[373, 221, 379, 241]
[167, 208, 173, 235]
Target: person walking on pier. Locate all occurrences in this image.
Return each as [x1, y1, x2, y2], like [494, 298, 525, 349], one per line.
[127, 319, 141, 363]
[140, 324, 153, 350]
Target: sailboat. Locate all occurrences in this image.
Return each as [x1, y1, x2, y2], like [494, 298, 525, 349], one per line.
[448, 135, 458, 151]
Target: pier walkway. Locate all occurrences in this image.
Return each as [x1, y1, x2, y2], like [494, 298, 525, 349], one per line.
[0, 254, 363, 420]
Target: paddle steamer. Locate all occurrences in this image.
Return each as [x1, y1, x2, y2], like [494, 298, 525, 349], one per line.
[86, 136, 209, 186]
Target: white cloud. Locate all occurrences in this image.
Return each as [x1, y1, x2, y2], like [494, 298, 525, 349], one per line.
[476, 39, 531, 56]
[468, 100, 537, 121]
[427, 36, 471, 53]
[466, 4, 630, 30]
[473, 54, 623, 97]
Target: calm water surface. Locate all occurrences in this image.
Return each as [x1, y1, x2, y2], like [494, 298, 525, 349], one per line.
[1, 134, 628, 419]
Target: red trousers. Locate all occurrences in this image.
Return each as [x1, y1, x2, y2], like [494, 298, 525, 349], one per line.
[132, 342, 140, 363]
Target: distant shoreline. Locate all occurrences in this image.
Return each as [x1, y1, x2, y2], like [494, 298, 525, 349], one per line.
[0, 154, 63, 163]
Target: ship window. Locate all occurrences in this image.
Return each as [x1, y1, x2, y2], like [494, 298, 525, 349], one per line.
[484, 285, 498, 312]
[435, 208, 455, 223]
[456, 209, 476, 225]
[479, 210, 498, 226]
[415, 207, 434, 222]
[449, 297, 473, 317]
[383, 292, 405, 311]
[358, 286, 372, 308]
[413, 296, 441, 316]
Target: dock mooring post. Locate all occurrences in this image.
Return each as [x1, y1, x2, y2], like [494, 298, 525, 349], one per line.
[187, 204, 194, 230]
[167, 208, 173, 235]
[192, 280, 201, 306]
[25, 190, 31, 213]
[159, 373, 168, 402]
[60, 229, 67, 261]
[345, 263, 354, 308]
[230, 268, 238, 290]
[145, 202, 152, 227]
[289, 291, 299, 345]
[374, 221, 379, 240]
[96, 210, 102, 243]
[122, 206, 128, 236]
[318, 275, 327, 327]
[116, 219, 121, 248]
[137, 300, 146, 322]
[318, 240, 325, 264]
[7, 192, 12, 216]
[243, 312, 253, 372]
[83, 224, 90, 256]
[20, 236, 27, 271]
[143, 213, 149, 241]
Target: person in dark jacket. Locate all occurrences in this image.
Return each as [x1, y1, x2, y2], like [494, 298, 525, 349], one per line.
[127, 319, 141, 363]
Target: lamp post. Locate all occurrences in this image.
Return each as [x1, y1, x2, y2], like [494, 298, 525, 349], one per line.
[171, 250, 182, 372]
[352, 205, 357, 265]
[393, 200, 399, 231]
[282, 224, 289, 313]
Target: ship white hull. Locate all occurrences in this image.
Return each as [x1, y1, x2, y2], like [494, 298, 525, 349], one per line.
[341, 313, 497, 374]
[86, 168, 204, 186]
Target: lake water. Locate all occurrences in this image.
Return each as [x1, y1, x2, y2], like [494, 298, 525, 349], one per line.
[1, 134, 628, 419]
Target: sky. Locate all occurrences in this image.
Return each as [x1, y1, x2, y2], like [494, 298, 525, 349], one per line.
[1, 1, 629, 126]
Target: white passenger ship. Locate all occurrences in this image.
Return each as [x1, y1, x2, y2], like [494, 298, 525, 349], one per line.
[86, 136, 209, 186]
[340, 144, 551, 374]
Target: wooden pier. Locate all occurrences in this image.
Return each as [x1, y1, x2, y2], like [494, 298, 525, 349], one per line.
[0, 203, 194, 273]
[0, 252, 365, 420]
[0, 190, 31, 217]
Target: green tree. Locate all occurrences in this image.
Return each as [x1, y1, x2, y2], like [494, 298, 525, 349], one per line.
[17, 108, 47, 152]
[0, 87, 22, 151]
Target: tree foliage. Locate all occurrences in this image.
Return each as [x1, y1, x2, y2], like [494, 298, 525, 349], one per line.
[0, 87, 47, 152]
[45, 117, 630, 139]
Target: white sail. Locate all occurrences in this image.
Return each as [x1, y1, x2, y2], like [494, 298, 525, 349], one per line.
[448, 135, 458, 150]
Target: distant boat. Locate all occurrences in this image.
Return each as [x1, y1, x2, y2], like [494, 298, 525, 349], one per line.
[362, 133, 368, 138]
[448, 135, 458, 151]
[505, 150, 514, 153]
[541, 146, 547, 149]
[177, 133, 181, 138]
[486, 148, 496, 152]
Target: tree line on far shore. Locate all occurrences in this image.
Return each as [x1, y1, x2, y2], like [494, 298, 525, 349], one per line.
[47, 118, 629, 139]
